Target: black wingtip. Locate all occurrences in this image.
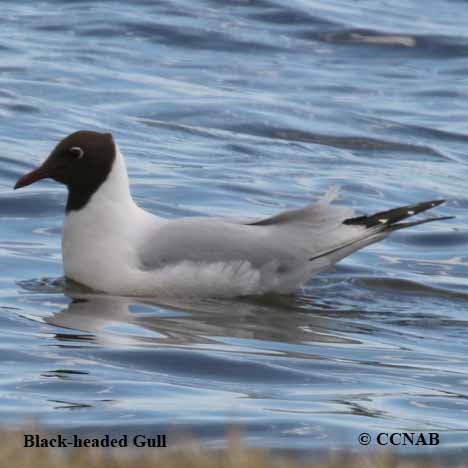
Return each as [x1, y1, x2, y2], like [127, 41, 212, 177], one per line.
[431, 199, 445, 207]
[343, 199, 449, 229]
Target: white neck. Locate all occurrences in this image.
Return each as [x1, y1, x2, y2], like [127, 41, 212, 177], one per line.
[99, 144, 133, 206]
[62, 146, 161, 291]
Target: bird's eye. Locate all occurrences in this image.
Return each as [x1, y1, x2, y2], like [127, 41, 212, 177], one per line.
[69, 146, 84, 159]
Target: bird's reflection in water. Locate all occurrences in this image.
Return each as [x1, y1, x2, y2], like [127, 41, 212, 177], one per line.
[39, 279, 363, 352]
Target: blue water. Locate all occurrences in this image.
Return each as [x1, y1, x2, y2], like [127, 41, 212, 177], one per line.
[0, 0, 467, 454]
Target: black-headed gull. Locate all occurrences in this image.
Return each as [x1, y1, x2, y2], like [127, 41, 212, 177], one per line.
[14, 131, 452, 297]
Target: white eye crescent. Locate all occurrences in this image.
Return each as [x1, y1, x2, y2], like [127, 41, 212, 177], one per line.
[69, 146, 84, 159]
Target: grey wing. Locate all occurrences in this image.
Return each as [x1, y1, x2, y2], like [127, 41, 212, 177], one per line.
[139, 189, 358, 273]
[245, 191, 357, 257]
[139, 218, 309, 272]
[140, 190, 450, 279]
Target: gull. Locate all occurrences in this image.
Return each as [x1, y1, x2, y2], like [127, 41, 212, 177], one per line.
[14, 131, 452, 297]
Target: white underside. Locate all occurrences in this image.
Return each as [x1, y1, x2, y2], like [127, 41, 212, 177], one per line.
[62, 147, 377, 298]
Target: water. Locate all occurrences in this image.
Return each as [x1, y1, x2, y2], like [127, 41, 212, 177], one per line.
[0, 0, 467, 454]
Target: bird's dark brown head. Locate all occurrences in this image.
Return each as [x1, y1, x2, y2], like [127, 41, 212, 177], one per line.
[14, 130, 116, 212]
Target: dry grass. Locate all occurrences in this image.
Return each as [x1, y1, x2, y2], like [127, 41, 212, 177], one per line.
[0, 430, 445, 468]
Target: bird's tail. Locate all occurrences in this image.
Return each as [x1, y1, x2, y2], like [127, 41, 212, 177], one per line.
[308, 199, 453, 263]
